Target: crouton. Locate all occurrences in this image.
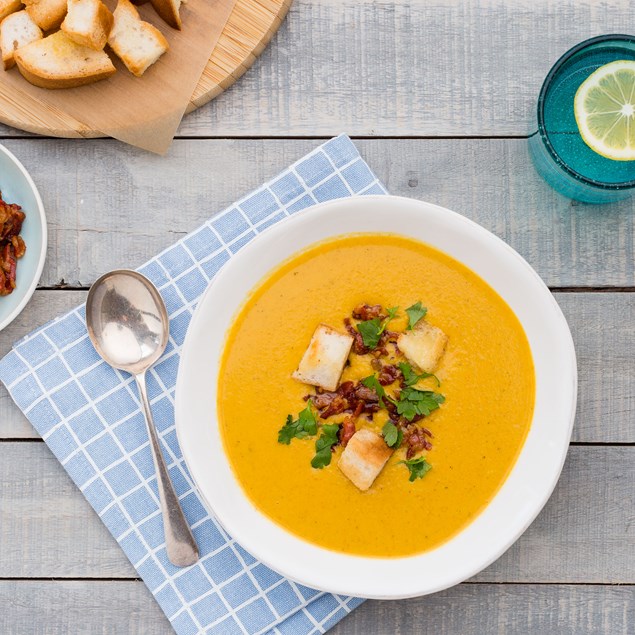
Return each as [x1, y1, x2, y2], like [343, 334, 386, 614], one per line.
[14, 30, 115, 88]
[338, 429, 392, 491]
[292, 324, 354, 392]
[108, 0, 168, 77]
[24, 0, 67, 31]
[1, 10, 42, 70]
[61, 0, 113, 50]
[0, 0, 22, 22]
[397, 320, 448, 373]
[150, 0, 181, 29]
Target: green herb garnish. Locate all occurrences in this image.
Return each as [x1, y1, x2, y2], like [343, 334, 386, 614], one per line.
[398, 361, 440, 387]
[399, 456, 432, 481]
[311, 424, 340, 468]
[278, 403, 318, 444]
[357, 306, 399, 349]
[361, 374, 387, 407]
[392, 386, 445, 422]
[382, 421, 403, 448]
[405, 301, 427, 330]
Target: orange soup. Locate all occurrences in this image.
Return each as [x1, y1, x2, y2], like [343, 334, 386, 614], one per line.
[217, 234, 535, 557]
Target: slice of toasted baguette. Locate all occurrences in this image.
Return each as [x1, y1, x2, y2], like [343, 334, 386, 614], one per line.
[61, 0, 113, 50]
[108, 0, 168, 77]
[1, 10, 42, 70]
[150, 0, 180, 29]
[0, 0, 23, 22]
[24, 0, 67, 31]
[15, 30, 115, 88]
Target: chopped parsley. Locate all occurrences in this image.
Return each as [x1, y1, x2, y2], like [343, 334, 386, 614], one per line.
[382, 421, 403, 448]
[278, 403, 318, 444]
[392, 386, 445, 422]
[400, 456, 432, 481]
[361, 374, 387, 407]
[398, 361, 440, 387]
[311, 424, 340, 469]
[405, 301, 427, 330]
[357, 306, 399, 349]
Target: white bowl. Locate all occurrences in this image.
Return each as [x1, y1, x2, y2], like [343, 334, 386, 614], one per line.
[0, 144, 47, 332]
[175, 195, 577, 599]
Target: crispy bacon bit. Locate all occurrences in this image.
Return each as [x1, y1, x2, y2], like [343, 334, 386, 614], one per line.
[308, 376, 385, 422]
[405, 426, 433, 459]
[0, 193, 26, 297]
[378, 363, 402, 386]
[344, 317, 370, 355]
[339, 416, 357, 446]
[354, 385, 379, 403]
[352, 303, 384, 321]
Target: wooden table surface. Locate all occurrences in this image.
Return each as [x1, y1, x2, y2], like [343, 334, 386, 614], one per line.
[1, 1, 634, 633]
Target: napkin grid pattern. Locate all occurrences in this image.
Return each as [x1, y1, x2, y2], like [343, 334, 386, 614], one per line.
[0, 136, 386, 635]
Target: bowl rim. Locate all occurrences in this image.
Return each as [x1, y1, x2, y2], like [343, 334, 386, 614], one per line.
[0, 144, 47, 333]
[175, 194, 577, 599]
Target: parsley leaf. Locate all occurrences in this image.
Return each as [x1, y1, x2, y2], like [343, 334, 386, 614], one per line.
[394, 386, 445, 421]
[405, 301, 427, 330]
[278, 403, 318, 444]
[398, 362, 440, 387]
[357, 318, 383, 348]
[361, 375, 387, 407]
[399, 456, 432, 482]
[382, 421, 403, 448]
[311, 424, 340, 469]
[357, 306, 399, 349]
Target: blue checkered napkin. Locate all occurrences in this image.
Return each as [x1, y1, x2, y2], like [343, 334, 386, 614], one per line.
[0, 136, 387, 635]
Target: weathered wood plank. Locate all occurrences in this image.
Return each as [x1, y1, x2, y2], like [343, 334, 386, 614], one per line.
[0, 582, 632, 635]
[332, 584, 635, 635]
[0, 0, 632, 138]
[0, 443, 632, 581]
[2, 289, 634, 443]
[1, 138, 634, 288]
[0, 581, 172, 634]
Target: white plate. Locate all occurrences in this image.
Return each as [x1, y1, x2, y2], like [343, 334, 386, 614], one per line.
[175, 195, 577, 599]
[0, 144, 47, 332]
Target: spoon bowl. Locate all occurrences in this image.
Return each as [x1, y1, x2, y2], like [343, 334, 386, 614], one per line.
[86, 270, 169, 375]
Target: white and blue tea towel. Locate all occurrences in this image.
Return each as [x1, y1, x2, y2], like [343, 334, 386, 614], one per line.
[0, 136, 387, 635]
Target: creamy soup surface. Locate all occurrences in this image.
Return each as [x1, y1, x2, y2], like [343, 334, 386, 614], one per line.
[218, 234, 535, 557]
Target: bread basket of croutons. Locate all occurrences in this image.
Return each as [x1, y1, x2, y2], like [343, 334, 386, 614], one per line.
[0, 0, 292, 152]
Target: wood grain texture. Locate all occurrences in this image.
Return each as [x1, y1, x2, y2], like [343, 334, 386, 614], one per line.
[0, 443, 632, 581]
[0, 582, 632, 635]
[2, 0, 632, 138]
[0, 0, 292, 138]
[0, 138, 633, 287]
[1, 291, 634, 442]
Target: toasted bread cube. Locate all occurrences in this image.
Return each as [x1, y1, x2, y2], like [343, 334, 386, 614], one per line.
[24, 0, 67, 31]
[61, 0, 113, 51]
[397, 320, 448, 373]
[108, 0, 168, 77]
[1, 10, 42, 70]
[338, 429, 392, 491]
[150, 0, 181, 30]
[15, 30, 115, 88]
[0, 0, 23, 22]
[292, 324, 353, 392]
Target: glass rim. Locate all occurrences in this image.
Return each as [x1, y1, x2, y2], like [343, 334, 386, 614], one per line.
[536, 33, 635, 191]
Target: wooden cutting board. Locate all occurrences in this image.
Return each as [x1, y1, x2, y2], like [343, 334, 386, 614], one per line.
[0, 0, 292, 138]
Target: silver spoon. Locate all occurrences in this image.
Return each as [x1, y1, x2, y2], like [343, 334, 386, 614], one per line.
[86, 269, 199, 567]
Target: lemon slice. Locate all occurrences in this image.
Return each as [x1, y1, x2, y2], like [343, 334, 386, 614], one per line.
[574, 59, 635, 161]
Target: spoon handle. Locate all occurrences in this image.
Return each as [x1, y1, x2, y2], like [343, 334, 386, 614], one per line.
[135, 372, 199, 567]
